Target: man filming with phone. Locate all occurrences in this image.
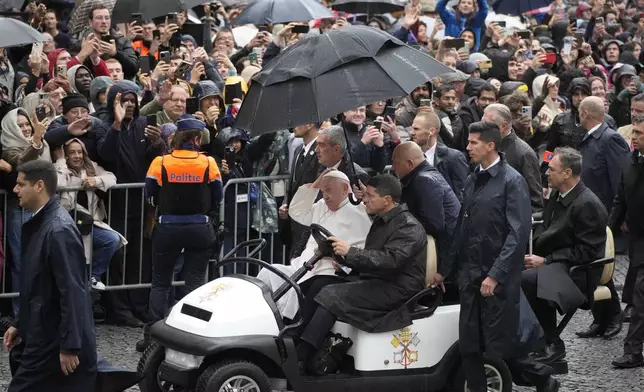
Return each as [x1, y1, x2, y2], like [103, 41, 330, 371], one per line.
[85, 6, 140, 79]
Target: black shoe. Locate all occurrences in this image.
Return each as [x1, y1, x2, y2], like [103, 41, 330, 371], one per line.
[624, 305, 632, 323]
[612, 353, 644, 368]
[604, 313, 624, 339]
[576, 322, 605, 338]
[537, 376, 560, 392]
[136, 339, 151, 353]
[533, 341, 566, 364]
[116, 316, 144, 328]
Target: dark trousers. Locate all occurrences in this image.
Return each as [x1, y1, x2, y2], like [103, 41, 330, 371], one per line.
[623, 239, 644, 305]
[144, 223, 215, 337]
[522, 268, 559, 344]
[300, 306, 337, 351]
[591, 278, 623, 324]
[106, 219, 152, 323]
[299, 275, 347, 325]
[624, 266, 644, 355]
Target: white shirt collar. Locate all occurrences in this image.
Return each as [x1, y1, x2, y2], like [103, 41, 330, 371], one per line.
[331, 160, 342, 169]
[586, 123, 601, 137]
[33, 204, 46, 216]
[303, 137, 318, 156]
[478, 155, 501, 172]
[559, 182, 579, 199]
[424, 143, 437, 166]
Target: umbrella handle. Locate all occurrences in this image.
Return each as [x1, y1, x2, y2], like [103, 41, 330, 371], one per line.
[349, 193, 361, 206]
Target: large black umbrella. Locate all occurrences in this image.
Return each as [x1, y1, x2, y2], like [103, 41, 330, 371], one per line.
[492, 0, 550, 17]
[111, 0, 205, 24]
[0, 16, 45, 47]
[233, 0, 334, 26]
[331, 0, 405, 15]
[235, 25, 454, 134]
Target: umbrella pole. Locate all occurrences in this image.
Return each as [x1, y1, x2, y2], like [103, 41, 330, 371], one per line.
[340, 122, 362, 206]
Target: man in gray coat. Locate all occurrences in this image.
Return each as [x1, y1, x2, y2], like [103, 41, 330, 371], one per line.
[434, 121, 559, 392]
[483, 104, 544, 213]
[295, 174, 427, 374]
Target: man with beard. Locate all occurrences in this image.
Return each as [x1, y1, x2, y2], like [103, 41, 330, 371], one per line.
[67, 66, 94, 110]
[459, 83, 498, 149]
[396, 83, 430, 128]
[433, 84, 464, 150]
[341, 106, 386, 171]
[410, 111, 469, 200]
[45, 94, 108, 163]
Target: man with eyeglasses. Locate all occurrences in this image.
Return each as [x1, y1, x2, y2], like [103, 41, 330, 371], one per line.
[87, 5, 139, 80]
[45, 94, 109, 164]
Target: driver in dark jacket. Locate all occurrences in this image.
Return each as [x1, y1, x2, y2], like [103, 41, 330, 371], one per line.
[295, 174, 427, 374]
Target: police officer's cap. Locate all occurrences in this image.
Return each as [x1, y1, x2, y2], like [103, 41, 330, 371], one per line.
[176, 114, 206, 132]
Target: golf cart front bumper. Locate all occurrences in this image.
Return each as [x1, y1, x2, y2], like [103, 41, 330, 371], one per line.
[150, 320, 287, 362]
[158, 360, 200, 387]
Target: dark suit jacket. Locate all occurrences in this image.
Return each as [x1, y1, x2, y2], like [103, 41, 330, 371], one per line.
[434, 143, 469, 202]
[499, 130, 543, 213]
[531, 183, 608, 313]
[608, 152, 644, 267]
[577, 122, 630, 213]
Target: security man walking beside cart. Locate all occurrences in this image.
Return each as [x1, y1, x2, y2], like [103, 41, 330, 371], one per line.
[137, 114, 223, 351]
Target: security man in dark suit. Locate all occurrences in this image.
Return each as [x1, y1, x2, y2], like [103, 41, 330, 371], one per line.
[410, 111, 469, 201]
[610, 115, 644, 369]
[279, 123, 322, 255]
[522, 147, 608, 364]
[137, 115, 223, 351]
[576, 97, 630, 339]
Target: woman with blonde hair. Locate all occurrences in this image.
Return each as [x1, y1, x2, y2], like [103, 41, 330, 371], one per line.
[55, 138, 126, 290]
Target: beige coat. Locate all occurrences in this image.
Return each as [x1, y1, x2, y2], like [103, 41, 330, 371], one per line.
[55, 158, 127, 262]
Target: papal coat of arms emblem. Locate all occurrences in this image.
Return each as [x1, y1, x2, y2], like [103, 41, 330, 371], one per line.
[198, 283, 230, 303]
[390, 327, 421, 369]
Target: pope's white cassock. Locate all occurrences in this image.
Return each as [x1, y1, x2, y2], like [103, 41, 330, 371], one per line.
[257, 177, 372, 320]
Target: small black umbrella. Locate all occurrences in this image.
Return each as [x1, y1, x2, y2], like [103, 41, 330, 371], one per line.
[331, 0, 405, 16]
[235, 25, 454, 134]
[233, 0, 334, 26]
[0, 16, 45, 47]
[111, 0, 205, 24]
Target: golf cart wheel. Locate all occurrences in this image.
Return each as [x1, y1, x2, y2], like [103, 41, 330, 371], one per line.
[137, 341, 169, 392]
[196, 360, 271, 392]
[452, 355, 512, 392]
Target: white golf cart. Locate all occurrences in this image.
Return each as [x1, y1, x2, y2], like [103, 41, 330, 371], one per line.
[138, 224, 513, 392]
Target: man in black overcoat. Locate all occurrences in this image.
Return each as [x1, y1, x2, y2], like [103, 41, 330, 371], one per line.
[435, 121, 559, 392]
[610, 116, 644, 369]
[3, 160, 97, 392]
[522, 147, 608, 364]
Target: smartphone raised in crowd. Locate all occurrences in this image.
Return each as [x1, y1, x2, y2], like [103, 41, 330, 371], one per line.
[517, 30, 531, 39]
[292, 25, 310, 34]
[153, 29, 161, 40]
[36, 106, 47, 122]
[140, 56, 152, 74]
[159, 51, 171, 63]
[167, 12, 178, 25]
[562, 36, 574, 56]
[384, 106, 396, 121]
[130, 13, 143, 25]
[225, 83, 243, 105]
[186, 97, 199, 115]
[544, 53, 557, 64]
[521, 106, 532, 119]
[146, 115, 157, 128]
[596, 16, 604, 25]
[444, 38, 465, 49]
[420, 98, 432, 107]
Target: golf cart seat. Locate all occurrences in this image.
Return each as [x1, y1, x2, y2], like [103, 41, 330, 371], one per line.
[405, 235, 442, 319]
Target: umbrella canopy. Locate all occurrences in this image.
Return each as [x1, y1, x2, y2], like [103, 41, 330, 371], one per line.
[492, 0, 550, 17]
[68, 0, 116, 36]
[331, 0, 405, 15]
[235, 25, 454, 134]
[0, 16, 45, 47]
[111, 0, 206, 24]
[234, 0, 334, 26]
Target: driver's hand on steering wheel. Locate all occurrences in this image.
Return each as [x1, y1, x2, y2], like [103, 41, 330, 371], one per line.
[328, 236, 350, 257]
[429, 272, 446, 293]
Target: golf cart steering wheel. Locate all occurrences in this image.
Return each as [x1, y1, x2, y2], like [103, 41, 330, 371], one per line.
[310, 223, 346, 265]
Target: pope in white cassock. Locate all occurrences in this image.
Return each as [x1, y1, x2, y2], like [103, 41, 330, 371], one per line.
[257, 169, 372, 320]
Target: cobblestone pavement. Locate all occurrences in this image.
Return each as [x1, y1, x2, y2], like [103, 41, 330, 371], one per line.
[1, 255, 642, 391]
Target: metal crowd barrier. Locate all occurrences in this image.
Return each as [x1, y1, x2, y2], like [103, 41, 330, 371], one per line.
[0, 166, 393, 298]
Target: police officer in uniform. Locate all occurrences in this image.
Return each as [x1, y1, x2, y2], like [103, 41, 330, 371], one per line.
[137, 114, 223, 351]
